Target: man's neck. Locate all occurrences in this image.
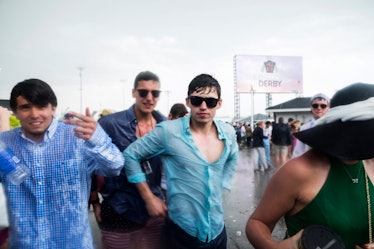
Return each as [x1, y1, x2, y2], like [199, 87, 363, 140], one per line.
[189, 119, 216, 134]
[133, 107, 153, 123]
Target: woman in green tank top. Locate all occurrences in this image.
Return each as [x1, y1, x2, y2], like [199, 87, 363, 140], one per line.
[246, 83, 374, 249]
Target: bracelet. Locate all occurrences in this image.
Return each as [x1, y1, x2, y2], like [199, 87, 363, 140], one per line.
[90, 198, 100, 206]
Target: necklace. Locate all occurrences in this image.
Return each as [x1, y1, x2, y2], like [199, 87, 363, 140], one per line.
[365, 170, 373, 243]
[342, 163, 362, 184]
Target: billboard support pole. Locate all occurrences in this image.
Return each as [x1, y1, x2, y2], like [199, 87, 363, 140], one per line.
[251, 89, 254, 128]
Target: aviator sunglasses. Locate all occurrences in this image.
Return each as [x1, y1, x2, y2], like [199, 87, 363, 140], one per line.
[311, 103, 327, 109]
[189, 96, 219, 108]
[137, 89, 161, 98]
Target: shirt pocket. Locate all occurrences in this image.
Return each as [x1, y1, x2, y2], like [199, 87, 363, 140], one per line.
[51, 159, 82, 185]
[49, 159, 83, 205]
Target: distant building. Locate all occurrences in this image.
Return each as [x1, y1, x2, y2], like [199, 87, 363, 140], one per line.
[235, 113, 270, 124]
[266, 97, 312, 124]
[0, 99, 10, 110]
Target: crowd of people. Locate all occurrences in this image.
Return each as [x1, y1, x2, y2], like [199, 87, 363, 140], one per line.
[0, 73, 373, 249]
[0, 73, 238, 249]
[233, 92, 331, 172]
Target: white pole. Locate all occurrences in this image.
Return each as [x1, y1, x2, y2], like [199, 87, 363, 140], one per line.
[251, 90, 254, 128]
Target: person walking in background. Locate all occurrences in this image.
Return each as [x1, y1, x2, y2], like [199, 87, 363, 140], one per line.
[240, 123, 246, 146]
[0, 79, 124, 249]
[245, 124, 253, 148]
[292, 93, 330, 158]
[289, 120, 301, 155]
[246, 82, 374, 249]
[252, 121, 269, 171]
[263, 121, 272, 166]
[89, 71, 167, 249]
[123, 74, 238, 249]
[287, 117, 294, 127]
[271, 117, 292, 168]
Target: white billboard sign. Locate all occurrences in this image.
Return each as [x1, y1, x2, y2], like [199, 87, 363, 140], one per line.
[235, 55, 303, 93]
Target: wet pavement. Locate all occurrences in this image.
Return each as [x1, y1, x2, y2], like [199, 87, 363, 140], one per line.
[89, 147, 287, 249]
[223, 147, 286, 249]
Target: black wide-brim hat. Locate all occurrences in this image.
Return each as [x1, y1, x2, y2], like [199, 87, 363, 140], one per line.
[294, 82, 374, 160]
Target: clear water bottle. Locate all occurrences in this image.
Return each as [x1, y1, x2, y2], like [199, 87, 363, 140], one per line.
[0, 141, 30, 185]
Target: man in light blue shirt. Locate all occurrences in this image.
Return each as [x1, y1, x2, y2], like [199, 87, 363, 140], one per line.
[0, 79, 124, 249]
[124, 74, 238, 249]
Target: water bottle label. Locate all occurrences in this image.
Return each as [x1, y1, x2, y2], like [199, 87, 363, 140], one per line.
[12, 155, 20, 164]
[0, 148, 19, 175]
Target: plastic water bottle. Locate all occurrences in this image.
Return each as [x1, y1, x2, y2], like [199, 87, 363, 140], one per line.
[0, 141, 30, 185]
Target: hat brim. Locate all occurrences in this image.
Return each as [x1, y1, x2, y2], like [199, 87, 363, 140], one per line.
[294, 120, 374, 160]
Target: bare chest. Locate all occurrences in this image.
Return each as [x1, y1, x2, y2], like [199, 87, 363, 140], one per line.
[193, 134, 224, 163]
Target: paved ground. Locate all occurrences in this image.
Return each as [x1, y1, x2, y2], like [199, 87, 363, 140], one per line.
[89, 147, 287, 248]
[223, 147, 286, 249]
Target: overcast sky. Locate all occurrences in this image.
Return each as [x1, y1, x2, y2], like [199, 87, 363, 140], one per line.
[0, 0, 373, 120]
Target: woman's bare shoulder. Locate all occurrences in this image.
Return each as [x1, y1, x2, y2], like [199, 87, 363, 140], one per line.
[279, 149, 330, 177]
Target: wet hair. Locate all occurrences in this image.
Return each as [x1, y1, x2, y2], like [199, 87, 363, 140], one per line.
[187, 74, 221, 99]
[169, 103, 188, 119]
[10, 79, 57, 111]
[133, 71, 160, 89]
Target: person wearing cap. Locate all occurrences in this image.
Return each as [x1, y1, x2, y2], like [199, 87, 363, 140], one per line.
[291, 93, 330, 158]
[246, 83, 374, 249]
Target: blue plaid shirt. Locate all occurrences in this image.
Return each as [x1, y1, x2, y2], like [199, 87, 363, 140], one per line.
[124, 117, 238, 242]
[0, 117, 124, 249]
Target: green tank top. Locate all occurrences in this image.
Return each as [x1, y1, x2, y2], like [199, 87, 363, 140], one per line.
[285, 157, 373, 249]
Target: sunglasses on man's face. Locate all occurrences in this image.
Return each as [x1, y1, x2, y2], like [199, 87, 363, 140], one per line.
[137, 89, 161, 98]
[189, 96, 219, 108]
[311, 103, 327, 109]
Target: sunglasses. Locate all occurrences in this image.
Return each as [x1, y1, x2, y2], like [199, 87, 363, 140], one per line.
[137, 89, 161, 98]
[189, 96, 219, 108]
[311, 103, 327, 109]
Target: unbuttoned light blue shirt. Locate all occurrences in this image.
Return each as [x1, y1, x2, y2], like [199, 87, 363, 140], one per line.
[124, 116, 238, 243]
[0, 117, 124, 249]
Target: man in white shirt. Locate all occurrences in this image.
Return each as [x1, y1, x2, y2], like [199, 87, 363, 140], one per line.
[292, 93, 330, 158]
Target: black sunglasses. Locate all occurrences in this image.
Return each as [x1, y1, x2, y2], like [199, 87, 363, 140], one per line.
[189, 96, 219, 108]
[137, 89, 161, 98]
[311, 103, 327, 109]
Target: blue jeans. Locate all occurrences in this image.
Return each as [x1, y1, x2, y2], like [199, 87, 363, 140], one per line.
[164, 218, 227, 249]
[263, 138, 271, 164]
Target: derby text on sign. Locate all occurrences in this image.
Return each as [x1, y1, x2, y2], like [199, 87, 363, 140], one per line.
[234, 55, 303, 93]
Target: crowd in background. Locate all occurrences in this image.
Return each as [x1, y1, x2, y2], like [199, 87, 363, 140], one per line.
[233, 117, 302, 170]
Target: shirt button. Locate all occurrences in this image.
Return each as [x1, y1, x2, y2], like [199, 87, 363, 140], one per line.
[39, 200, 43, 204]
[38, 181, 42, 185]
